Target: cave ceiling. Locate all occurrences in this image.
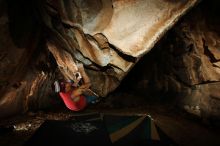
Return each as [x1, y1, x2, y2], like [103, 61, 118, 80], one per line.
[42, 0, 199, 96]
[0, 0, 204, 117]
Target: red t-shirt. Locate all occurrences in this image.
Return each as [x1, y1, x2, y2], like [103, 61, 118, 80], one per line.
[59, 91, 87, 111]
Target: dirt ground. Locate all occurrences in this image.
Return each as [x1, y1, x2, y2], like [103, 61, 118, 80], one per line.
[0, 94, 220, 146]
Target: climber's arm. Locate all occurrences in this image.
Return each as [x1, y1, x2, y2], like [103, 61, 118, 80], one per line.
[77, 63, 91, 89]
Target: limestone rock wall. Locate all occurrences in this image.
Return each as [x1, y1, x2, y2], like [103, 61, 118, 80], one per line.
[1, 0, 219, 119]
[119, 0, 220, 119]
[38, 0, 198, 96]
[0, 0, 56, 118]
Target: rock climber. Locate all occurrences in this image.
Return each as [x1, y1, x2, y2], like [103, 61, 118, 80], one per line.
[54, 63, 99, 111]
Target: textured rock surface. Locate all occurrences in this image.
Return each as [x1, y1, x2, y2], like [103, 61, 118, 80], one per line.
[38, 0, 198, 96]
[0, 0, 56, 118]
[1, 0, 220, 120]
[118, 0, 220, 119]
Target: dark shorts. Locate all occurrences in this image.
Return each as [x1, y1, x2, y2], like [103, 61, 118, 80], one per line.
[85, 96, 98, 104]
